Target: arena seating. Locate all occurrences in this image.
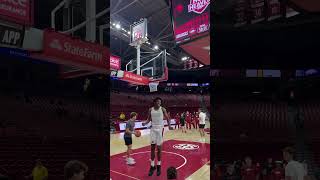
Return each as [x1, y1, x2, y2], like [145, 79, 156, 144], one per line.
[0, 93, 107, 179]
[214, 101, 291, 139]
[110, 91, 209, 120]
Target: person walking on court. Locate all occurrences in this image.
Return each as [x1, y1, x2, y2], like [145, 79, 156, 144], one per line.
[180, 112, 186, 133]
[124, 112, 139, 165]
[142, 97, 173, 176]
[199, 108, 207, 138]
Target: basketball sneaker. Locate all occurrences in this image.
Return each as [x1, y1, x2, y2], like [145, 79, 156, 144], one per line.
[157, 165, 161, 176]
[126, 158, 136, 165]
[148, 166, 156, 176]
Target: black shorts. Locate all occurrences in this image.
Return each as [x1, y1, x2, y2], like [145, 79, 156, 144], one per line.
[124, 136, 132, 146]
[199, 124, 205, 129]
[180, 120, 185, 126]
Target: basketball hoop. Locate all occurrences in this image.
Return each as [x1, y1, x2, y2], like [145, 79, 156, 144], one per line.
[149, 81, 159, 92]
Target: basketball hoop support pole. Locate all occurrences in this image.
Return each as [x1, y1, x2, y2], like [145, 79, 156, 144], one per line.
[136, 44, 141, 75]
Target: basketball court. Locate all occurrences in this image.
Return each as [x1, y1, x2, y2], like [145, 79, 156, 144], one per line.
[110, 0, 210, 179]
[110, 124, 210, 180]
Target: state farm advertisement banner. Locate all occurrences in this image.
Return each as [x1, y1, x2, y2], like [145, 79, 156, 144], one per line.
[0, 0, 34, 25]
[42, 30, 109, 70]
[171, 0, 210, 44]
[110, 55, 121, 70]
[121, 71, 149, 85]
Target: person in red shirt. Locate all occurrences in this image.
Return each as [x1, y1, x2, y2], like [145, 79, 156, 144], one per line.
[174, 113, 180, 129]
[185, 111, 192, 130]
[241, 156, 260, 180]
[191, 113, 196, 129]
[195, 112, 199, 129]
[271, 161, 284, 180]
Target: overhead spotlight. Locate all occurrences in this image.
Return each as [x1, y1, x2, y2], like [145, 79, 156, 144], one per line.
[128, 31, 131, 35]
[112, 23, 116, 26]
[115, 24, 121, 29]
[181, 57, 188, 61]
[153, 45, 159, 50]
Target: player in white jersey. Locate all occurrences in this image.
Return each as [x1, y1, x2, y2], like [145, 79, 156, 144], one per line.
[142, 97, 173, 176]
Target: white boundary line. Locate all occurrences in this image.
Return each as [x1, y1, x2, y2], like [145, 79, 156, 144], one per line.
[120, 150, 187, 169]
[110, 170, 141, 180]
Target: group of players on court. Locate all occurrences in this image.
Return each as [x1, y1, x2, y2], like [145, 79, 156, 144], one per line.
[123, 97, 207, 176]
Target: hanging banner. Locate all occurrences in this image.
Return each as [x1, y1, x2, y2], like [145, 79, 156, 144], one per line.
[120, 71, 150, 85]
[250, 0, 265, 24]
[42, 29, 109, 70]
[110, 55, 121, 70]
[171, 0, 210, 44]
[234, 0, 247, 27]
[0, 0, 34, 25]
[267, 0, 281, 21]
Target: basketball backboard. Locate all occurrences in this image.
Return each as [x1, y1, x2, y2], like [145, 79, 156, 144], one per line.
[129, 18, 148, 46]
[126, 50, 168, 82]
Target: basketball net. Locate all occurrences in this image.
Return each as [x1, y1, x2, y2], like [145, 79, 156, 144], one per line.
[149, 81, 159, 92]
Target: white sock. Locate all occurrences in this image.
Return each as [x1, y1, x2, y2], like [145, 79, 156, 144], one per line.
[158, 161, 161, 165]
[151, 160, 155, 167]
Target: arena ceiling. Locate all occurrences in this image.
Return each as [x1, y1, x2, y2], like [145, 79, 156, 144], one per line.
[110, 0, 188, 69]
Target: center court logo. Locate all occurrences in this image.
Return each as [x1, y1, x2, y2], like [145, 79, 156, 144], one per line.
[188, 0, 210, 14]
[173, 144, 199, 150]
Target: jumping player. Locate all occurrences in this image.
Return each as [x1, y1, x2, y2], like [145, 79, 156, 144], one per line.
[124, 112, 138, 165]
[142, 97, 173, 176]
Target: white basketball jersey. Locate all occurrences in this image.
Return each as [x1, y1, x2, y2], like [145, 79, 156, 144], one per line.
[151, 107, 164, 129]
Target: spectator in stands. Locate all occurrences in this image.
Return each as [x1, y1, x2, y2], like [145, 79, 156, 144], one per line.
[282, 147, 306, 180]
[241, 156, 260, 180]
[25, 159, 48, 180]
[167, 167, 177, 179]
[64, 160, 88, 180]
[262, 158, 274, 179]
[214, 164, 223, 179]
[223, 164, 241, 180]
[271, 161, 284, 180]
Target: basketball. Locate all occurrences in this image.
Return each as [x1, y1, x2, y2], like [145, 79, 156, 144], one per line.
[135, 130, 141, 137]
[120, 113, 125, 120]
